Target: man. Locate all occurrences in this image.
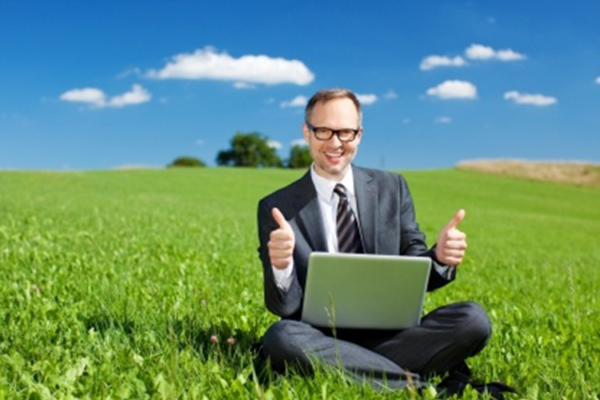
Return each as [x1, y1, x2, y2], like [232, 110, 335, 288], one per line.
[256, 89, 495, 392]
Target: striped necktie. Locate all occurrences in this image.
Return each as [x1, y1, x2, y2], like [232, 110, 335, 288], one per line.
[334, 184, 364, 253]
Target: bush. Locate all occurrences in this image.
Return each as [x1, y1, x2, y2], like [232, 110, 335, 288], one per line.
[168, 156, 206, 168]
[216, 132, 283, 168]
[288, 144, 312, 169]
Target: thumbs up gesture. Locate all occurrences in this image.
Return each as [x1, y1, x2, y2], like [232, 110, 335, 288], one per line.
[435, 209, 467, 266]
[268, 208, 296, 269]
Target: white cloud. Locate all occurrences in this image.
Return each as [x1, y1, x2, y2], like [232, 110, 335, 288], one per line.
[196, 139, 205, 145]
[59, 85, 151, 109]
[147, 47, 314, 86]
[267, 140, 282, 149]
[504, 91, 557, 106]
[596, 76, 600, 84]
[465, 44, 495, 60]
[291, 139, 307, 147]
[496, 49, 526, 61]
[435, 116, 452, 124]
[107, 84, 151, 108]
[233, 81, 256, 89]
[402, 118, 411, 124]
[384, 89, 398, 100]
[465, 44, 526, 61]
[60, 88, 106, 106]
[426, 80, 477, 100]
[356, 93, 378, 105]
[420, 55, 467, 71]
[281, 95, 308, 108]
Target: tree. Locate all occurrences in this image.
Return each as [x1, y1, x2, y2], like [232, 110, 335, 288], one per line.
[288, 144, 312, 169]
[168, 156, 206, 168]
[216, 132, 283, 167]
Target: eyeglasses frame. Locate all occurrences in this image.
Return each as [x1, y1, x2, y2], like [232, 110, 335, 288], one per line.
[306, 123, 362, 142]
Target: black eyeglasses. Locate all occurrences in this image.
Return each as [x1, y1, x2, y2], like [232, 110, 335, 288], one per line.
[307, 124, 361, 142]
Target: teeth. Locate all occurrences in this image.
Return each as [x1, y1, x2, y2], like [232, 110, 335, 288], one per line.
[326, 152, 342, 157]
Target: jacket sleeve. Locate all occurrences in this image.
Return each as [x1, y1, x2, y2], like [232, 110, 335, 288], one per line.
[397, 174, 456, 291]
[257, 198, 303, 318]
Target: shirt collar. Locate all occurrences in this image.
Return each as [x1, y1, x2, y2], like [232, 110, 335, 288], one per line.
[310, 164, 356, 203]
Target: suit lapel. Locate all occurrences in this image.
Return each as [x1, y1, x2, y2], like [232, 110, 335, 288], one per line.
[291, 171, 328, 252]
[354, 167, 378, 254]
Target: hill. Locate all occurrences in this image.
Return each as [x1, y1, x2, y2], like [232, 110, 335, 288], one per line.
[457, 159, 600, 188]
[0, 168, 599, 398]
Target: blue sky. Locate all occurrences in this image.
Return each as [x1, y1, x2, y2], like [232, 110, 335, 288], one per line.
[1, 0, 599, 170]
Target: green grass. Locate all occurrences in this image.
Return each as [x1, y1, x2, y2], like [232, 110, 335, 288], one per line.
[1, 168, 599, 399]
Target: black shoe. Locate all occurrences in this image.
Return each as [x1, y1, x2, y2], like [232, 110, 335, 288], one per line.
[436, 371, 518, 399]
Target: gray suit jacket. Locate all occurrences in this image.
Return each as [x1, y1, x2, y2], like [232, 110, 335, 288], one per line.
[257, 166, 455, 320]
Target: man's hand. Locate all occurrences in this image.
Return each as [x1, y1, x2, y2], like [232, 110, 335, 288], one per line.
[268, 208, 295, 270]
[435, 209, 467, 266]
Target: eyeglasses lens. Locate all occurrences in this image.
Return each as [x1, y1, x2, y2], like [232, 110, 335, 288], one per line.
[313, 128, 355, 142]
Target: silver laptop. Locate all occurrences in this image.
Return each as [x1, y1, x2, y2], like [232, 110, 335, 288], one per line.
[301, 252, 431, 330]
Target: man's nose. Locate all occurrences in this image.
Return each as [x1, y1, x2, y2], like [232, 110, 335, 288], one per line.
[328, 133, 343, 146]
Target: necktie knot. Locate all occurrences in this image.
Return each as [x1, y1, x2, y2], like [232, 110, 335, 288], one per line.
[334, 184, 348, 199]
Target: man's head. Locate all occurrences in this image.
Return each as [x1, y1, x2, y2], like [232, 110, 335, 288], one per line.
[302, 89, 363, 181]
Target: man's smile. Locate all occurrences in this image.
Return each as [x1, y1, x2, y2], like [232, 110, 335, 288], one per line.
[325, 151, 343, 159]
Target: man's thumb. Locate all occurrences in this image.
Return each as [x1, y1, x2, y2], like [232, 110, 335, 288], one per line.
[445, 209, 466, 230]
[272, 207, 290, 230]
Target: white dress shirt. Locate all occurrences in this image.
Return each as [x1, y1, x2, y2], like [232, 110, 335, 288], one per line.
[272, 164, 359, 291]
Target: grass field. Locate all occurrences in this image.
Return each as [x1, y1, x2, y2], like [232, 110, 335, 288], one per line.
[1, 168, 599, 399]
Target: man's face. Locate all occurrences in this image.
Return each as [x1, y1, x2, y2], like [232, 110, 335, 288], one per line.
[302, 98, 362, 181]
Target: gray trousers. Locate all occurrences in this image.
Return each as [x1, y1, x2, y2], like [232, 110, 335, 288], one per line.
[262, 301, 491, 389]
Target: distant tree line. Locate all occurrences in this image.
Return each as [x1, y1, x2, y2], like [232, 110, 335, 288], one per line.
[168, 132, 311, 169]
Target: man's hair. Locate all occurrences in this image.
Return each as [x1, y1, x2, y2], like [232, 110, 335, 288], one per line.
[304, 88, 363, 126]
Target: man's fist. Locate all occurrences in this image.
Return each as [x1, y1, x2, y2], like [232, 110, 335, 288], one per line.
[268, 208, 295, 269]
[435, 209, 467, 266]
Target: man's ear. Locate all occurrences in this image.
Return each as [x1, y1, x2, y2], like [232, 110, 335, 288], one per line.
[355, 127, 364, 145]
[302, 124, 310, 143]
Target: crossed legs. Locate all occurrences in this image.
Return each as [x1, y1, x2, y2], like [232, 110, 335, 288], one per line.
[261, 302, 491, 389]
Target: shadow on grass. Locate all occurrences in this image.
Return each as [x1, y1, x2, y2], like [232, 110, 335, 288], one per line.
[82, 312, 293, 387]
[80, 313, 418, 394]
[82, 313, 263, 356]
